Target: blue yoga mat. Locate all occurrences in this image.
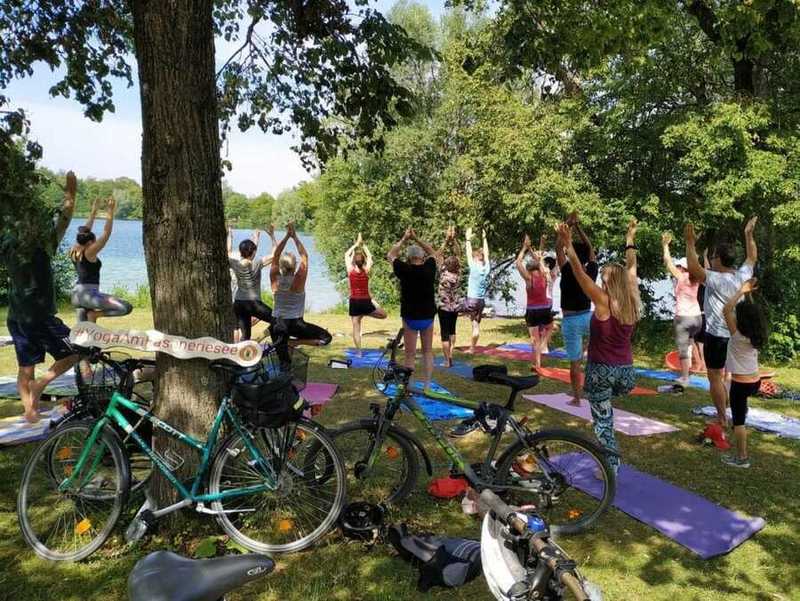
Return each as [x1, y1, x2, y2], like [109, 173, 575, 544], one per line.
[498, 343, 568, 360]
[634, 368, 710, 391]
[433, 356, 474, 379]
[0, 371, 78, 399]
[380, 380, 473, 421]
[343, 349, 388, 369]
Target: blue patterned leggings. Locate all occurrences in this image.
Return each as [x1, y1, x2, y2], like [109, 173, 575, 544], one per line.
[585, 362, 636, 473]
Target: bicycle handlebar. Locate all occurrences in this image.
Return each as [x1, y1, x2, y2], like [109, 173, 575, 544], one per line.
[479, 490, 591, 601]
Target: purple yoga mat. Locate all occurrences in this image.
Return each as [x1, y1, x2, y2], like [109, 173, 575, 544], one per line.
[301, 382, 338, 406]
[553, 453, 765, 558]
[523, 393, 678, 436]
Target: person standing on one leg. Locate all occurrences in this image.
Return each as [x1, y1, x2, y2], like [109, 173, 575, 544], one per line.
[387, 228, 438, 392]
[515, 234, 553, 370]
[464, 227, 490, 353]
[346, 233, 387, 355]
[557, 219, 641, 475]
[228, 225, 276, 341]
[556, 211, 599, 406]
[540, 233, 559, 354]
[685, 217, 757, 428]
[3, 172, 80, 423]
[662, 232, 702, 388]
[721, 278, 766, 468]
[436, 226, 462, 368]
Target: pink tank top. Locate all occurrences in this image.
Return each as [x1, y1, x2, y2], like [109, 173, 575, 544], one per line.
[526, 272, 549, 308]
[587, 313, 634, 366]
[674, 272, 701, 317]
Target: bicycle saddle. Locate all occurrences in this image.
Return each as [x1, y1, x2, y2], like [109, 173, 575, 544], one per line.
[127, 551, 274, 601]
[486, 372, 540, 392]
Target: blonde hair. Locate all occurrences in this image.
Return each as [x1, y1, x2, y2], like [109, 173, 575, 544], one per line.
[279, 253, 297, 275]
[602, 263, 641, 325]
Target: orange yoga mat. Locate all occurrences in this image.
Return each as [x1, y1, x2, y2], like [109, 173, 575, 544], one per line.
[536, 366, 657, 396]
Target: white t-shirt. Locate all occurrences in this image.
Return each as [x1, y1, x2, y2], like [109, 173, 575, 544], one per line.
[726, 331, 759, 375]
[704, 264, 754, 338]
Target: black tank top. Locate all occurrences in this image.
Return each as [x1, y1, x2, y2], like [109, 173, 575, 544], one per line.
[76, 255, 101, 285]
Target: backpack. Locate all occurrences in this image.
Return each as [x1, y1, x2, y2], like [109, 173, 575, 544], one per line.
[387, 523, 482, 592]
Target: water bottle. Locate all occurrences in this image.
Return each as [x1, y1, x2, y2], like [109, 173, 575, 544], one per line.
[526, 514, 546, 534]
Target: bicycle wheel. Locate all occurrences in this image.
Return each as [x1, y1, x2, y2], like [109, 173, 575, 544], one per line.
[330, 420, 419, 505]
[209, 419, 346, 554]
[493, 429, 616, 535]
[18, 420, 130, 561]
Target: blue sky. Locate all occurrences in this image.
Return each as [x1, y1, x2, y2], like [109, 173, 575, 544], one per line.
[4, 0, 446, 197]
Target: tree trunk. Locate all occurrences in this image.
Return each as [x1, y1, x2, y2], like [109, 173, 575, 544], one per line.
[131, 0, 232, 510]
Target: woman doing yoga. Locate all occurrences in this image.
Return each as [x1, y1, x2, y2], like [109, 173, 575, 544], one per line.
[69, 197, 132, 322]
[345, 233, 387, 354]
[516, 234, 553, 370]
[228, 226, 275, 341]
[437, 226, 462, 368]
[270, 223, 332, 363]
[557, 219, 641, 474]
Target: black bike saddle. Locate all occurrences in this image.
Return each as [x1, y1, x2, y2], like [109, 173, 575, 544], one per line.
[127, 551, 275, 601]
[486, 372, 540, 392]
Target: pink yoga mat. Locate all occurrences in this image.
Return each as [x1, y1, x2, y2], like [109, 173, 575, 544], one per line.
[523, 393, 678, 436]
[301, 383, 338, 406]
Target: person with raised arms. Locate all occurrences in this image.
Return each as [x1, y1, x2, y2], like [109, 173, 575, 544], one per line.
[437, 225, 462, 368]
[4, 172, 80, 422]
[387, 227, 438, 392]
[661, 232, 702, 387]
[345, 232, 387, 355]
[555, 211, 599, 406]
[270, 222, 332, 363]
[227, 225, 276, 341]
[721, 278, 767, 468]
[557, 219, 641, 474]
[515, 233, 554, 370]
[464, 226, 491, 353]
[69, 196, 133, 323]
[685, 217, 757, 428]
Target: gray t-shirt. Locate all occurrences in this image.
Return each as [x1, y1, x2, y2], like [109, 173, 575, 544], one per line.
[228, 257, 264, 301]
[704, 264, 754, 338]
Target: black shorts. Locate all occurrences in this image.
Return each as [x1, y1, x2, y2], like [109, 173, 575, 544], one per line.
[525, 308, 553, 328]
[704, 333, 729, 370]
[7, 316, 74, 367]
[233, 299, 273, 341]
[695, 314, 707, 344]
[438, 309, 458, 340]
[349, 298, 376, 317]
[730, 380, 760, 427]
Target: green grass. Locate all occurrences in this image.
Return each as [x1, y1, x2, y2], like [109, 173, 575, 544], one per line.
[0, 310, 799, 600]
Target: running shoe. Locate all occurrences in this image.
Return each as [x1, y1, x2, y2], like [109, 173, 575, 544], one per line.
[448, 418, 479, 437]
[721, 454, 750, 469]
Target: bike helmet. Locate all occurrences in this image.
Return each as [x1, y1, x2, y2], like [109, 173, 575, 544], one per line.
[338, 502, 385, 542]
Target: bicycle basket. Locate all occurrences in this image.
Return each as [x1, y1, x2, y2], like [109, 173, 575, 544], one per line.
[231, 347, 308, 428]
[74, 351, 129, 408]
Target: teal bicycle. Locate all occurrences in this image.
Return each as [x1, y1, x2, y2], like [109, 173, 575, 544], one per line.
[17, 346, 346, 561]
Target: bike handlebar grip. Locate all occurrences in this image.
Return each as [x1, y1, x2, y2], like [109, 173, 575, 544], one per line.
[561, 573, 590, 601]
[479, 490, 527, 534]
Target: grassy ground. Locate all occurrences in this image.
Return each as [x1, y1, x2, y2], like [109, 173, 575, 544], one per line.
[1, 308, 799, 600]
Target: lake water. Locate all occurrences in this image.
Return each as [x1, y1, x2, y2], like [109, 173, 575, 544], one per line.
[65, 219, 342, 312]
[64, 219, 673, 317]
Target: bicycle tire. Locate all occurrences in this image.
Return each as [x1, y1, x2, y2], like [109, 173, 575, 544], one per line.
[18, 420, 130, 561]
[330, 420, 419, 506]
[209, 419, 346, 554]
[493, 428, 616, 535]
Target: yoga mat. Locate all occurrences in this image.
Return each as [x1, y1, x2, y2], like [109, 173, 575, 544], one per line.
[0, 370, 79, 399]
[523, 393, 678, 436]
[499, 343, 569, 359]
[535, 367, 657, 396]
[343, 349, 388, 369]
[302, 382, 338, 405]
[380, 380, 473, 421]
[0, 406, 66, 446]
[552, 453, 765, 558]
[634, 368, 711, 391]
[459, 345, 533, 362]
[692, 405, 800, 440]
[433, 356, 475, 379]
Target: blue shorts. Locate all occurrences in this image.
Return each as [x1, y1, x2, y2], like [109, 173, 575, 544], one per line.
[7, 316, 75, 367]
[404, 318, 434, 332]
[562, 311, 592, 361]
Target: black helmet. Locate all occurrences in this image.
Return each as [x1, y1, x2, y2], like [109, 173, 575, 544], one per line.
[338, 502, 385, 543]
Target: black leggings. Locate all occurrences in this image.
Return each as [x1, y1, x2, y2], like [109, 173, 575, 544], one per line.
[270, 317, 332, 363]
[233, 300, 273, 341]
[730, 380, 760, 427]
[438, 309, 458, 341]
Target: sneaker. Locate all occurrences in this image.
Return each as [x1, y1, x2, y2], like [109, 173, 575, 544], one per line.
[721, 454, 750, 469]
[448, 418, 479, 437]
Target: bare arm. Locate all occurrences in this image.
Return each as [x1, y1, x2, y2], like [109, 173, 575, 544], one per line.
[515, 235, 531, 282]
[554, 224, 567, 268]
[625, 219, 639, 299]
[84, 198, 99, 232]
[54, 171, 77, 243]
[344, 240, 358, 271]
[412, 230, 438, 260]
[388, 228, 411, 262]
[85, 198, 115, 260]
[482, 229, 490, 264]
[685, 223, 707, 284]
[660, 233, 682, 279]
[744, 216, 757, 267]
[464, 226, 474, 266]
[723, 278, 757, 336]
[270, 231, 291, 287]
[573, 222, 596, 262]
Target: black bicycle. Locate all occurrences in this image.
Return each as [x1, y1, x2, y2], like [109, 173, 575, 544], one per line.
[331, 329, 616, 535]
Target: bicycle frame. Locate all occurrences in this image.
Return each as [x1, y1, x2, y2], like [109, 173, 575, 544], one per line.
[59, 391, 278, 504]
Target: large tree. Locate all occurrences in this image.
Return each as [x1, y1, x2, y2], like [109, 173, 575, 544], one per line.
[0, 0, 425, 505]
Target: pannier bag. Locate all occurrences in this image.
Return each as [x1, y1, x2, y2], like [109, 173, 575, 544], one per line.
[232, 373, 304, 428]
